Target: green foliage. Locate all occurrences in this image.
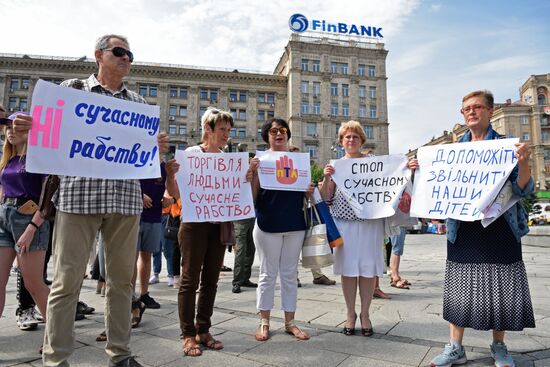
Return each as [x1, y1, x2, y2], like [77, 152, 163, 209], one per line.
[310, 162, 324, 184]
[521, 193, 537, 214]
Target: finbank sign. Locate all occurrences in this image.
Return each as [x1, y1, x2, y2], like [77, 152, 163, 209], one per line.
[289, 13, 383, 38]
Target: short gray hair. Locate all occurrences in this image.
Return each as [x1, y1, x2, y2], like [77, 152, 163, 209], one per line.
[95, 34, 129, 50]
[200, 107, 234, 142]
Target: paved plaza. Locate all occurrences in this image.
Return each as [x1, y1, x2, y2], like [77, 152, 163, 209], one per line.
[1, 233, 549, 367]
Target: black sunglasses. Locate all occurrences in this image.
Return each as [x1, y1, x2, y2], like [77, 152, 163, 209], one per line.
[0, 118, 12, 125]
[102, 47, 134, 63]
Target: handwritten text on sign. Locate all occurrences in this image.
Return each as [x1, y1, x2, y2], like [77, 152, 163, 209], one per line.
[26, 80, 160, 179]
[176, 151, 255, 222]
[331, 155, 411, 219]
[256, 151, 311, 191]
[410, 138, 519, 221]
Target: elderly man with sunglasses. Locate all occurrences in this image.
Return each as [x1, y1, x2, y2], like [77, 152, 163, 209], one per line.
[13, 34, 168, 367]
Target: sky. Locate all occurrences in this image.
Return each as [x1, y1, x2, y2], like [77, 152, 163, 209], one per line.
[2, 0, 549, 154]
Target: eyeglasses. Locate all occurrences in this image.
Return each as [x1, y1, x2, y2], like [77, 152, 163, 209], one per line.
[102, 47, 134, 63]
[343, 135, 361, 140]
[269, 127, 288, 136]
[460, 104, 490, 114]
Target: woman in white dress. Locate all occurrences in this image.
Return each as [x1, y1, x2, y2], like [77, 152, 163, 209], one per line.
[320, 120, 417, 336]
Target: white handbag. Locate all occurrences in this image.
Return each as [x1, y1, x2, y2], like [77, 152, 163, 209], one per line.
[302, 201, 334, 269]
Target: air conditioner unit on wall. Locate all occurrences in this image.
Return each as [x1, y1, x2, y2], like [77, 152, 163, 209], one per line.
[169, 116, 175, 121]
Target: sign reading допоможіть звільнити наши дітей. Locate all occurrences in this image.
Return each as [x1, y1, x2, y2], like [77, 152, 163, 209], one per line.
[288, 13, 383, 38]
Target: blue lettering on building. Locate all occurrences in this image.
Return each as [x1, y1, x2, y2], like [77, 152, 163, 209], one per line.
[289, 13, 383, 38]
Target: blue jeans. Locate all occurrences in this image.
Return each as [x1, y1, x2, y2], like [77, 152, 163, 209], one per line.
[153, 215, 174, 277]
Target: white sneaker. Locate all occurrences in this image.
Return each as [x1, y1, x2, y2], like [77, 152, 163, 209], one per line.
[167, 276, 174, 287]
[149, 274, 159, 285]
[32, 308, 44, 323]
[17, 308, 39, 330]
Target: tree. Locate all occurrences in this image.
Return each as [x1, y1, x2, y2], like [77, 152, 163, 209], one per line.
[310, 162, 324, 185]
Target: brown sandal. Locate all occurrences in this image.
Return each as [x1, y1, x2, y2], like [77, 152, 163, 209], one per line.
[95, 330, 107, 342]
[255, 318, 270, 341]
[182, 337, 202, 357]
[131, 301, 146, 328]
[285, 320, 310, 340]
[196, 332, 223, 350]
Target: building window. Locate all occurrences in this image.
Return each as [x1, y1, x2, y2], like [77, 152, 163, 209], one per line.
[313, 101, 321, 115]
[169, 86, 178, 98]
[258, 110, 265, 121]
[359, 105, 366, 118]
[200, 89, 208, 100]
[368, 65, 376, 77]
[370, 105, 377, 118]
[258, 92, 275, 104]
[301, 102, 309, 114]
[178, 143, 187, 150]
[342, 104, 349, 117]
[312, 82, 321, 96]
[301, 81, 309, 94]
[238, 128, 246, 138]
[341, 63, 348, 75]
[306, 122, 317, 137]
[230, 128, 237, 138]
[180, 88, 188, 99]
[179, 125, 187, 136]
[331, 83, 338, 96]
[210, 90, 218, 102]
[306, 144, 318, 158]
[267, 110, 274, 118]
[179, 106, 188, 117]
[238, 110, 246, 120]
[239, 91, 247, 102]
[312, 60, 320, 72]
[229, 90, 247, 103]
[169, 124, 177, 135]
[258, 93, 266, 103]
[369, 86, 376, 98]
[149, 86, 157, 97]
[365, 125, 374, 139]
[169, 105, 177, 116]
[139, 85, 147, 97]
[301, 59, 309, 71]
[200, 106, 207, 116]
[541, 115, 549, 126]
[21, 79, 30, 89]
[522, 132, 530, 141]
[542, 132, 549, 142]
[10, 79, 19, 91]
[19, 98, 27, 111]
[538, 94, 547, 105]
[342, 84, 349, 97]
[519, 115, 528, 125]
[8, 97, 17, 110]
[331, 103, 338, 116]
[358, 64, 366, 76]
[358, 85, 366, 98]
[229, 90, 238, 102]
[331, 62, 337, 73]
[267, 93, 275, 104]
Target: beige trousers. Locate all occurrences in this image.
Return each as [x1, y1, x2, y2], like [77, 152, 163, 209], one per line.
[42, 212, 139, 366]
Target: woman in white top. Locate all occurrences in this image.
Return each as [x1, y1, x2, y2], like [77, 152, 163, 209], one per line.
[320, 120, 416, 337]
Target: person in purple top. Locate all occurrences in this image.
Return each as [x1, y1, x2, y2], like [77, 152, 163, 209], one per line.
[131, 161, 167, 314]
[0, 112, 50, 323]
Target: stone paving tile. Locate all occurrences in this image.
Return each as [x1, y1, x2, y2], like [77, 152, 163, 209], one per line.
[337, 355, 412, 367]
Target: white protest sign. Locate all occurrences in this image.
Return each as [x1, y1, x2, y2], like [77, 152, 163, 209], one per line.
[331, 155, 411, 219]
[410, 138, 519, 221]
[176, 151, 255, 222]
[256, 151, 311, 191]
[26, 80, 161, 179]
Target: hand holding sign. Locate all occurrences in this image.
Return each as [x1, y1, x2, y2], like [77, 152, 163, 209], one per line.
[275, 155, 298, 185]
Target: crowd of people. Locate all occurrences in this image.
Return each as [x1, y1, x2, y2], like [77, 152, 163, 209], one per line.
[0, 34, 536, 367]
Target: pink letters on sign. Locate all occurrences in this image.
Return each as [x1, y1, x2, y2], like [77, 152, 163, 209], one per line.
[29, 99, 64, 149]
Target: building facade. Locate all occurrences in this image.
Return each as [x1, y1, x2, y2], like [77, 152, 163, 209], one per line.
[407, 73, 550, 193]
[0, 33, 389, 164]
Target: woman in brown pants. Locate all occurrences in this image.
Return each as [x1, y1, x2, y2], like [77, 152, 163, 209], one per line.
[166, 108, 234, 357]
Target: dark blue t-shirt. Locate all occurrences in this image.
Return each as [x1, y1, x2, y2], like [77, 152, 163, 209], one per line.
[140, 162, 166, 223]
[255, 188, 307, 233]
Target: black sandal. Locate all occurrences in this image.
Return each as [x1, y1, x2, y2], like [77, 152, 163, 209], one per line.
[131, 300, 146, 328]
[96, 330, 107, 342]
[342, 314, 356, 336]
